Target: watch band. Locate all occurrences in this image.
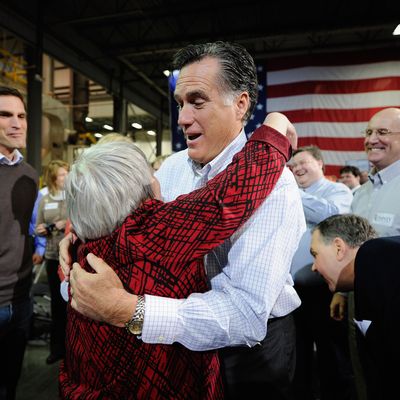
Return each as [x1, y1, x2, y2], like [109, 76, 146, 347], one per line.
[125, 295, 145, 335]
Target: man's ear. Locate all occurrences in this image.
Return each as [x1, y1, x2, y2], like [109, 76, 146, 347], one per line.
[333, 237, 347, 261]
[235, 92, 250, 121]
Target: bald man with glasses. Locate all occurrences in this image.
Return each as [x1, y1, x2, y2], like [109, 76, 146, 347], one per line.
[352, 107, 400, 233]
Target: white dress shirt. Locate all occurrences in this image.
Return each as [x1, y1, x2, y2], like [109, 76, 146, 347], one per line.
[141, 131, 306, 351]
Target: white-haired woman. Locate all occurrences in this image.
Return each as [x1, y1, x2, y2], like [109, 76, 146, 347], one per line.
[59, 117, 294, 400]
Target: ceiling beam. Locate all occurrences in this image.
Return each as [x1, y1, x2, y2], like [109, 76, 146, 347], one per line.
[0, 5, 169, 122]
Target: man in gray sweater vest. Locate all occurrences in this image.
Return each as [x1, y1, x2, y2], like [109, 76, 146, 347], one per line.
[0, 86, 38, 400]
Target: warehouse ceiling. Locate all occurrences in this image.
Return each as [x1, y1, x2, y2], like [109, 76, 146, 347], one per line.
[0, 0, 400, 123]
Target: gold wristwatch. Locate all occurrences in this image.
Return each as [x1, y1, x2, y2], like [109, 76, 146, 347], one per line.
[125, 295, 145, 335]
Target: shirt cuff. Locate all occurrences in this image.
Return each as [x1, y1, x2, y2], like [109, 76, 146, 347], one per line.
[60, 280, 69, 302]
[141, 294, 185, 344]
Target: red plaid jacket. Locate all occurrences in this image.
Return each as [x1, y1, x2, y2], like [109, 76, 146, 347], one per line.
[59, 125, 291, 399]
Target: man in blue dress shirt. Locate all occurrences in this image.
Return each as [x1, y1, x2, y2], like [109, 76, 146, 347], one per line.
[289, 145, 354, 400]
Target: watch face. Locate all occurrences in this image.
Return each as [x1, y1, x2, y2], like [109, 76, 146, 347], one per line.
[125, 295, 145, 335]
[127, 320, 143, 335]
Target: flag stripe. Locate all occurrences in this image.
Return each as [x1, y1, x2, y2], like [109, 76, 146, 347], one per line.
[267, 90, 400, 112]
[281, 108, 390, 123]
[296, 122, 366, 138]
[319, 150, 367, 166]
[325, 165, 348, 177]
[268, 77, 400, 98]
[266, 49, 400, 70]
[267, 62, 400, 85]
[298, 137, 364, 151]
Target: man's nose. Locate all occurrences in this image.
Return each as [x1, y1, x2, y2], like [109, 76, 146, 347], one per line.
[11, 116, 22, 128]
[365, 130, 380, 143]
[177, 104, 194, 126]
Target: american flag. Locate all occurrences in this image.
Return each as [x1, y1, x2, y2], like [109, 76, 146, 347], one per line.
[259, 49, 400, 176]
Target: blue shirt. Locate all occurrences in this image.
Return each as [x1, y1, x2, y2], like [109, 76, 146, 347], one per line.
[291, 177, 353, 275]
[30, 190, 47, 256]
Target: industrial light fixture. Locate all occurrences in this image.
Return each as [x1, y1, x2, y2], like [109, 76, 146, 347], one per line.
[393, 24, 400, 35]
[163, 70, 171, 77]
[85, 116, 93, 122]
[103, 124, 113, 130]
[94, 133, 103, 138]
[131, 122, 142, 129]
[147, 130, 156, 136]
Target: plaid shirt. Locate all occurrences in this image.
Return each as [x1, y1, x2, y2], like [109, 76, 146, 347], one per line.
[59, 126, 290, 400]
[147, 132, 305, 350]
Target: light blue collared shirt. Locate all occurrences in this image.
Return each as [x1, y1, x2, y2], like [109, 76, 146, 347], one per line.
[291, 177, 353, 276]
[0, 149, 23, 165]
[352, 159, 400, 237]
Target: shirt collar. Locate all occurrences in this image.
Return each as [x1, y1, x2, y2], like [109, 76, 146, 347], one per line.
[0, 149, 24, 165]
[369, 159, 400, 186]
[351, 185, 361, 194]
[187, 129, 247, 179]
[302, 177, 326, 192]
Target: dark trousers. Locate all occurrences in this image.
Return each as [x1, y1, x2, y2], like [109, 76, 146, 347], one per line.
[221, 313, 296, 400]
[46, 259, 67, 357]
[0, 298, 33, 400]
[293, 266, 355, 400]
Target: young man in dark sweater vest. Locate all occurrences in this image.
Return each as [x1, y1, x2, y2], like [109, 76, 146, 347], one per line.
[0, 86, 38, 400]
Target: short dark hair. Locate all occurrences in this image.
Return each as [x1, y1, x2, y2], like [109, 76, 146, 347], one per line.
[312, 214, 377, 248]
[339, 165, 361, 177]
[292, 145, 325, 172]
[172, 41, 258, 122]
[293, 145, 324, 163]
[0, 86, 26, 108]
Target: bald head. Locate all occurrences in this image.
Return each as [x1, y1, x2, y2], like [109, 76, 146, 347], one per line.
[364, 107, 400, 171]
[369, 107, 400, 128]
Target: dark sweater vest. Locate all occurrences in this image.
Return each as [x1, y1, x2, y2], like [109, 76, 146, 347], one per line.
[0, 161, 38, 306]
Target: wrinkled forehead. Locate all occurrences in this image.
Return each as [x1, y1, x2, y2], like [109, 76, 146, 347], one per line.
[175, 58, 222, 98]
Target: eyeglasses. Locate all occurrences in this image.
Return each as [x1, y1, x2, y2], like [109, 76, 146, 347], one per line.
[363, 128, 400, 138]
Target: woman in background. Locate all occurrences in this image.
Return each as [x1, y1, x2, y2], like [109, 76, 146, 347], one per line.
[36, 160, 69, 365]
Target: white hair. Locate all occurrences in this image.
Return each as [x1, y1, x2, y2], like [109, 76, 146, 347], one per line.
[65, 141, 154, 240]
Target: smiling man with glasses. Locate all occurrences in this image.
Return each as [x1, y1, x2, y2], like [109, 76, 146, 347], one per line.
[353, 107, 400, 225]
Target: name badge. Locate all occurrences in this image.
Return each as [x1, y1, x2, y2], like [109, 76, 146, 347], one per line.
[373, 212, 394, 227]
[44, 202, 58, 210]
